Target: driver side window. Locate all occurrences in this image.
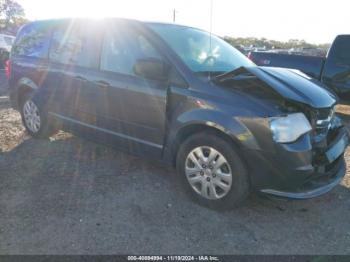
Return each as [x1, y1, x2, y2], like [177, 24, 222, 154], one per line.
[100, 28, 162, 76]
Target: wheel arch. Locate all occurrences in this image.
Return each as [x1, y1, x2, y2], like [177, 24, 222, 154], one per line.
[15, 78, 38, 108]
[166, 110, 260, 167]
[171, 124, 243, 164]
[170, 122, 255, 195]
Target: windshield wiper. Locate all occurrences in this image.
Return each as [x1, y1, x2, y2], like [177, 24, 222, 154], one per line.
[213, 67, 253, 83]
[194, 71, 225, 78]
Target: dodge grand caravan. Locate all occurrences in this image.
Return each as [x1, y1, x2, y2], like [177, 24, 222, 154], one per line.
[8, 19, 349, 209]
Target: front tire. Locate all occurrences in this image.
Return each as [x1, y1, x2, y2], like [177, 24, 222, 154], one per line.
[20, 92, 57, 139]
[176, 132, 250, 209]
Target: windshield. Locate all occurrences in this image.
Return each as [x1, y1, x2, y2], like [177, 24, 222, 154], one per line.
[148, 23, 254, 74]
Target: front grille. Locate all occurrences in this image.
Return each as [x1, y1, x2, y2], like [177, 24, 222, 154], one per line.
[316, 107, 334, 130]
[317, 107, 333, 120]
[312, 107, 336, 144]
[311, 106, 343, 166]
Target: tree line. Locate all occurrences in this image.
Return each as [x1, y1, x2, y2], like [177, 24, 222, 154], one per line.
[224, 36, 330, 50]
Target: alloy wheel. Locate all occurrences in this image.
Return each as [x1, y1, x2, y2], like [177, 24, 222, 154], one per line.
[23, 100, 41, 133]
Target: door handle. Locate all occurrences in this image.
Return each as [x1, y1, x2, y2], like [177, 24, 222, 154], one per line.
[94, 80, 111, 88]
[75, 75, 88, 82]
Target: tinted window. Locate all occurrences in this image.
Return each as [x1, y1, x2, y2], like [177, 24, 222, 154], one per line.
[12, 23, 51, 58]
[333, 36, 350, 64]
[49, 25, 100, 68]
[101, 28, 162, 76]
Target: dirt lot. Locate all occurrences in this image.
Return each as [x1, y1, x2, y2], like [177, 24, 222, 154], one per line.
[0, 74, 350, 254]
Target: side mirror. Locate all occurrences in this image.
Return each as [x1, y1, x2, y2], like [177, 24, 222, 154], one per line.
[133, 58, 170, 81]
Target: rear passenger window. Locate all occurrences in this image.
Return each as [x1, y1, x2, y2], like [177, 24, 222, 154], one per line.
[49, 26, 100, 68]
[12, 24, 50, 58]
[100, 28, 162, 76]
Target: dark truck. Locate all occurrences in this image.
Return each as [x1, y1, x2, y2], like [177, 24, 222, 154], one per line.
[249, 35, 350, 96]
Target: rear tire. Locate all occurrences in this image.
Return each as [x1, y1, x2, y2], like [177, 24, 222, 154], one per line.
[176, 132, 250, 210]
[19, 91, 57, 139]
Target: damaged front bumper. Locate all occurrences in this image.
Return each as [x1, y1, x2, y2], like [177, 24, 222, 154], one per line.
[260, 158, 346, 199]
[245, 124, 349, 200]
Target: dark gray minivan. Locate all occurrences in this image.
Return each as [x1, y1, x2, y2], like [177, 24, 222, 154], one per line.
[8, 18, 349, 209]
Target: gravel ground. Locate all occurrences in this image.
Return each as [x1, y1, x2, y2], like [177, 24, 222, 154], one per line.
[0, 74, 350, 255]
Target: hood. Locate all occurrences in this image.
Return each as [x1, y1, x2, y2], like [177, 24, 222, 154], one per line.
[242, 66, 337, 109]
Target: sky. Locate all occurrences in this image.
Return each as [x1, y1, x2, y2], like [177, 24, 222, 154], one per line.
[16, 0, 350, 44]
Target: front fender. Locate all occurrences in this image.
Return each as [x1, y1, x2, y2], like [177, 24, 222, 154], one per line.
[168, 108, 261, 151]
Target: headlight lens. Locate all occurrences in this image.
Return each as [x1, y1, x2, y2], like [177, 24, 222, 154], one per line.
[269, 113, 312, 143]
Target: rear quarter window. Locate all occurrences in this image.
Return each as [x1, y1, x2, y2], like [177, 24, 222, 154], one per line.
[12, 23, 51, 58]
[49, 25, 101, 68]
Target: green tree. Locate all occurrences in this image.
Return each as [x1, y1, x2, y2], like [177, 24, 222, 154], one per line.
[0, 0, 27, 34]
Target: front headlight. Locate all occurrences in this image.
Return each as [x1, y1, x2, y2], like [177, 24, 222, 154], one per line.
[269, 113, 312, 143]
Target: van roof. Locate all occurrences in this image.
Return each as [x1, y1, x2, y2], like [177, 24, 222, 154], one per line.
[22, 18, 201, 31]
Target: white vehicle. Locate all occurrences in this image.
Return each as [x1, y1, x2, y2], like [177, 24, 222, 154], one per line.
[0, 34, 15, 52]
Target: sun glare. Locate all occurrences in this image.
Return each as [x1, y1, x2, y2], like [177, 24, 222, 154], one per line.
[17, 0, 350, 43]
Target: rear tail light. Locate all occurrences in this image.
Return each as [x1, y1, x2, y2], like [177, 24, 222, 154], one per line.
[5, 59, 11, 79]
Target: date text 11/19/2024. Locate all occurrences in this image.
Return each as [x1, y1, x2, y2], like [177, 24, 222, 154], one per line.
[127, 255, 220, 261]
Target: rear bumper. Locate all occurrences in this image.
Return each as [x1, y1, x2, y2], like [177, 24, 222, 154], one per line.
[244, 126, 348, 200]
